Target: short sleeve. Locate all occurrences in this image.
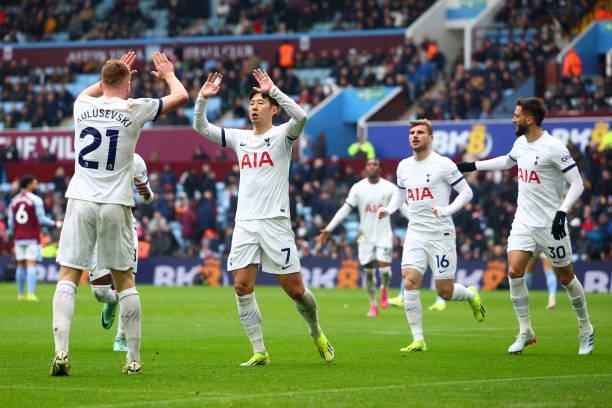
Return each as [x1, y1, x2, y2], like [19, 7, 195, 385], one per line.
[445, 159, 464, 187]
[551, 143, 577, 173]
[129, 98, 163, 124]
[345, 184, 359, 208]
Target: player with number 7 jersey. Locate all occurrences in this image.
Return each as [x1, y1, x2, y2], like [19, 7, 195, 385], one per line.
[53, 51, 188, 377]
[193, 69, 334, 367]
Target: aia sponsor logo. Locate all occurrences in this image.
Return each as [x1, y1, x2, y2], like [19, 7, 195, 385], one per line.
[518, 168, 541, 184]
[406, 187, 434, 201]
[364, 203, 383, 213]
[241, 151, 274, 169]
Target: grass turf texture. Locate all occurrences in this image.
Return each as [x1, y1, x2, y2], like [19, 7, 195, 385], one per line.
[1, 283, 611, 407]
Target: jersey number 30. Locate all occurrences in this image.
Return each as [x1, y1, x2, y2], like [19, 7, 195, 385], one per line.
[78, 127, 119, 171]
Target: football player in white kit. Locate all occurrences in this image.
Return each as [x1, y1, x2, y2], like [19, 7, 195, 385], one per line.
[378, 119, 485, 353]
[89, 153, 154, 353]
[194, 69, 334, 366]
[316, 159, 409, 317]
[457, 98, 594, 355]
[52, 51, 189, 376]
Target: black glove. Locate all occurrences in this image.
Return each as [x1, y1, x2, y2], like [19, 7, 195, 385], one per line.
[551, 211, 567, 240]
[457, 162, 477, 173]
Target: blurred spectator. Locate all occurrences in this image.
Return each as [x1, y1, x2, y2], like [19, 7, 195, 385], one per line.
[562, 49, 582, 77]
[348, 133, 376, 159]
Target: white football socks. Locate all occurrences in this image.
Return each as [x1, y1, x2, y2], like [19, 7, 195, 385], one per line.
[91, 284, 118, 305]
[119, 288, 141, 363]
[563, 277, 593, 334]
[509, 277, 533, 334]
[294, 288, 321, 337]
[236, 293, 266, 354]
[450, 283, 474, 301]
[379, 266, 392, 289]
[53, 280, 77, 355]
[404, 290, 424, 342]
[364, 267, 377, 305]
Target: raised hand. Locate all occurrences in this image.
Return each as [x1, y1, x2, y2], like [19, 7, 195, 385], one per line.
[252, 68, 274, 94]
[151, 52, 175, 80]
[119, 50, 138, 76]
[199, 72, 223, 98]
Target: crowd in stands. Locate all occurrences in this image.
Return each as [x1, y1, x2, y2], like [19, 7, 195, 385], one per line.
[0, 35, 443, 130]
[0, 143, 609, 263]
[1, 0, 431, 43]
[545, 74, 611, 114]
[413, 0, 611, 120]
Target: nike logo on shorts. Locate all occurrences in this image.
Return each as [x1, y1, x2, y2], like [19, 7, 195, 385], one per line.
[281, 264, 293, 270]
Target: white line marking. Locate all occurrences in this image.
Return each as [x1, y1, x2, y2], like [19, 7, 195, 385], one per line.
[75, 372, 612, 408]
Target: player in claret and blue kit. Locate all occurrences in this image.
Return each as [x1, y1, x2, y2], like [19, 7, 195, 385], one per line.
[457, 97, 594, 355]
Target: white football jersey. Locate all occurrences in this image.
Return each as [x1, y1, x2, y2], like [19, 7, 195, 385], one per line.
[223, 123, 296, 220]
[65, 94, 162, 207]
[396, 151, 464, 239]
[346, 177, 396, 247]
[508, 131, 577, 227]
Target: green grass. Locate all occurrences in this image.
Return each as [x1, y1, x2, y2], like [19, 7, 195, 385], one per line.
[0, 283, 611, 407]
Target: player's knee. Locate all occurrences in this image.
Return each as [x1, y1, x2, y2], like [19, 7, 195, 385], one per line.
[234, 280, 254, 296]
[507, 265, 525, 279]
[555, 268, 574, 286]
[286, 284, 305, 300]
[404, 277, 419, 290]
[438, 287, 453, 300]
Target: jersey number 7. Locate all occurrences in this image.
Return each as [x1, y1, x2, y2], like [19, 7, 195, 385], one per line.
[78, 127, 119, 171]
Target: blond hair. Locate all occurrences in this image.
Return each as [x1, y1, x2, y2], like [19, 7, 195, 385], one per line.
[409, 119, 433, 135]
[101, 60, 130, 87]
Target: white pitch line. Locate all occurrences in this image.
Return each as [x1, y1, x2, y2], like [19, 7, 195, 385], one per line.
[76, 372, 612, 408]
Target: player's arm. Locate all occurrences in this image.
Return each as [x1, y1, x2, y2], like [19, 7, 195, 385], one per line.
[456, 155, 516, 172]
[7, 205, 14, 235]
[551, 149, 584, 240]
[432, 179, 473, 218]
[133, 154, 155, 204]
[253, 68, 307, 140]
[399, 202, 410, 219]
[34, 197, 58, 228]
[151, 52, 189, 116]
[317, 203, 354, 244]
[79, 51, 138, 98]
[193, 72, 225, 145]
[378, 186, 404, 218]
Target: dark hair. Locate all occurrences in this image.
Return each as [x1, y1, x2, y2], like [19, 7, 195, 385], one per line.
[516, 97, 547, 126]
[20, 175, 35, 190]
[249, 91, 280, 108]
[366, 158, 382, 170]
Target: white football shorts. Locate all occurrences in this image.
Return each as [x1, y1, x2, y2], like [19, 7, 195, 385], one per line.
[15, 242, 40, 262]
[401, 236, 457, 280]
[89, 216, 139, 281]
[57, 199, 135, 272]
[507, 219, 572, 267]
[358, 242, 392, 265]
[228, 217, 301, 275]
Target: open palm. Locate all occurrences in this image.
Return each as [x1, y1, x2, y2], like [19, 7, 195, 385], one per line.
[252, 68, 274, 93]
[199, 72, 223, 98]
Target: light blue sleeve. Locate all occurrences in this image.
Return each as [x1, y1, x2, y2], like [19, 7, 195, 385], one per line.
[34, 197, 56, 227]
[7, 204, 14, 234]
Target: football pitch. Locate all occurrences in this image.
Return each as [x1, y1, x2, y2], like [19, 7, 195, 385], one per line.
[1, 283, 611, 407]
